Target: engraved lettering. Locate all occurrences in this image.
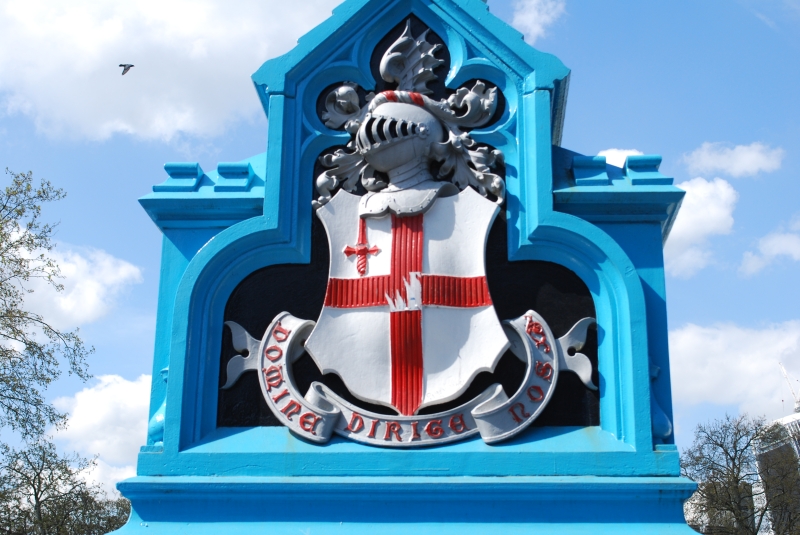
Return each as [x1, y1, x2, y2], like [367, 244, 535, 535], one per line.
[367, 419, 380, 438]
[346, 412, 365, 433]
[264, 345, 283, 362]
[280, 400, 302, 421]
[534, 361, 554, 382]
[526, 317, 551, 353]
[425, 420, 444, 439]
[384, 421, 402, 441]
[411, 422, 421, 441]
[509, 403, 531, 424]
[299, 412, 321, 435]
[272, 322, 292, 342]
[271, 389, 290, 404]
[528, 385, 544, 402]
[262, 365, 284, 391]
[449, 414, 468, 434]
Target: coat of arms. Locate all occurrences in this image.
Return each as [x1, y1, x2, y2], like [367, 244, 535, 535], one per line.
[222, 21, 596, 446]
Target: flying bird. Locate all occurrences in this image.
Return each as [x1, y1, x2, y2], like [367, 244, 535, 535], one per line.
[119, 64, 134, 75]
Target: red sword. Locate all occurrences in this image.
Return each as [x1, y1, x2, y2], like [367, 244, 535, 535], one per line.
[343, 218, 380, 276]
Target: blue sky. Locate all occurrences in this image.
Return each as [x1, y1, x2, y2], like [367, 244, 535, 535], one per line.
[1, 0, 799, 491]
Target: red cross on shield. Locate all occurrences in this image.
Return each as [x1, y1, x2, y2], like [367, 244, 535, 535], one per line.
[304, 187, 509, 416]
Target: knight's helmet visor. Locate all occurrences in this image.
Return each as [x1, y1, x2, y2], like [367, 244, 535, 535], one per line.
[356, 101, 440, 154]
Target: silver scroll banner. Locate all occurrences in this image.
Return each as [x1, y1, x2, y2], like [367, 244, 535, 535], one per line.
[222, 312, 596, 447]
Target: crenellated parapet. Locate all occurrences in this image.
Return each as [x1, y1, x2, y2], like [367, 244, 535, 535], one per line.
[142, 156, 266, 231]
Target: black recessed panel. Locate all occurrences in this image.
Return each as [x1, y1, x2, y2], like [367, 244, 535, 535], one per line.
[217, 214, 599, 429]
[485, 216, 599, 427]
[216, 217, 329, 428]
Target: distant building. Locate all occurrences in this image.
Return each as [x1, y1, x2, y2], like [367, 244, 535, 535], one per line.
[767, 411, 800, 457]
[685, 408, 799, 534]
[757, 407, 800, 534]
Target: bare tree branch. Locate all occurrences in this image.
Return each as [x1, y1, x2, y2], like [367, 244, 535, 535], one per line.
[682, 413, 800, 535]
[0, 437, 129, 534]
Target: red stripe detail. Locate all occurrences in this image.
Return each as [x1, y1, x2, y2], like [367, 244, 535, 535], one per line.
[389, 215, 423, 303]
[409, 92, 424, 106]
[389, 214, 424, 415]
[391, 310, 423, 416]
[384, 91, 398, 102]
[324, 276, 391, 308]
[420, 275, 492, 307]
[325, 213, 492, 414]
[323, 273, 493, 308]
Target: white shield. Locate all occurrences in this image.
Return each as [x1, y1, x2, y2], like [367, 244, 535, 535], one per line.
[304, 187, 509, 416]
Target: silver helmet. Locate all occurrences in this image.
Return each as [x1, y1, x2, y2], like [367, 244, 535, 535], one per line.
[355, 102, 444, 173]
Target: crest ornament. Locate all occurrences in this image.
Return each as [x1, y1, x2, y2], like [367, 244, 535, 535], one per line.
[314, 20, 504, 209]
[222, 19, 597, 446]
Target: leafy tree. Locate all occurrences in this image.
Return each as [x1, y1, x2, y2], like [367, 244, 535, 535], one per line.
[0, 170, 128, 534]
[0, 436, 130, 535]
[682, 413, 800, 535]
[0, 169, 91, 440]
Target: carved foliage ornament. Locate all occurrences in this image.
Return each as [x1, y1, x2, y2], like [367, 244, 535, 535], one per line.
[314, 20, 505, 209]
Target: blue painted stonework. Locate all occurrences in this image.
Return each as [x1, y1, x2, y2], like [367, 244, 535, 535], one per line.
[116, 0, 694, 532]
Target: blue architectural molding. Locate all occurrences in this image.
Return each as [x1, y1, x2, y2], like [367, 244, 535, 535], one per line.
[153, 163, 204, 193]
[215, 162, 255, 192]
[117, 476, 695, 533]
[572, 155, 610, 186]
[141, 153, 265, 231]
[118, 0, 696, 532]
[626, 154, 673, 185]
[549, 146, 684, 447]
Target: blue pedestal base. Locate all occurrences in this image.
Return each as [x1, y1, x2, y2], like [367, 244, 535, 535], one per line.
[114, 476, 697, 533]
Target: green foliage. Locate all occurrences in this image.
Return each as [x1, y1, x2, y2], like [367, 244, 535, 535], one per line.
[0, 170, 126, 533]
[0, 437, 130, 535]
[0, 169, 92, 440]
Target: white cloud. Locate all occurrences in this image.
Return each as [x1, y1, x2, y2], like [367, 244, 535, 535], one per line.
[664, 177, 739, 278]
[597, 148, 643, 168]
[0, 0, 342, 141]
[670, 321, 800, 421]
[684, 142, 785, 178]
[54, 375, 151, 495]
[511, 0, 566, 44]
[740, 230, 800, 276]
[25, 247, 142, 330]
[82, 460, 137, 497]
[754, 11, 779, 30]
